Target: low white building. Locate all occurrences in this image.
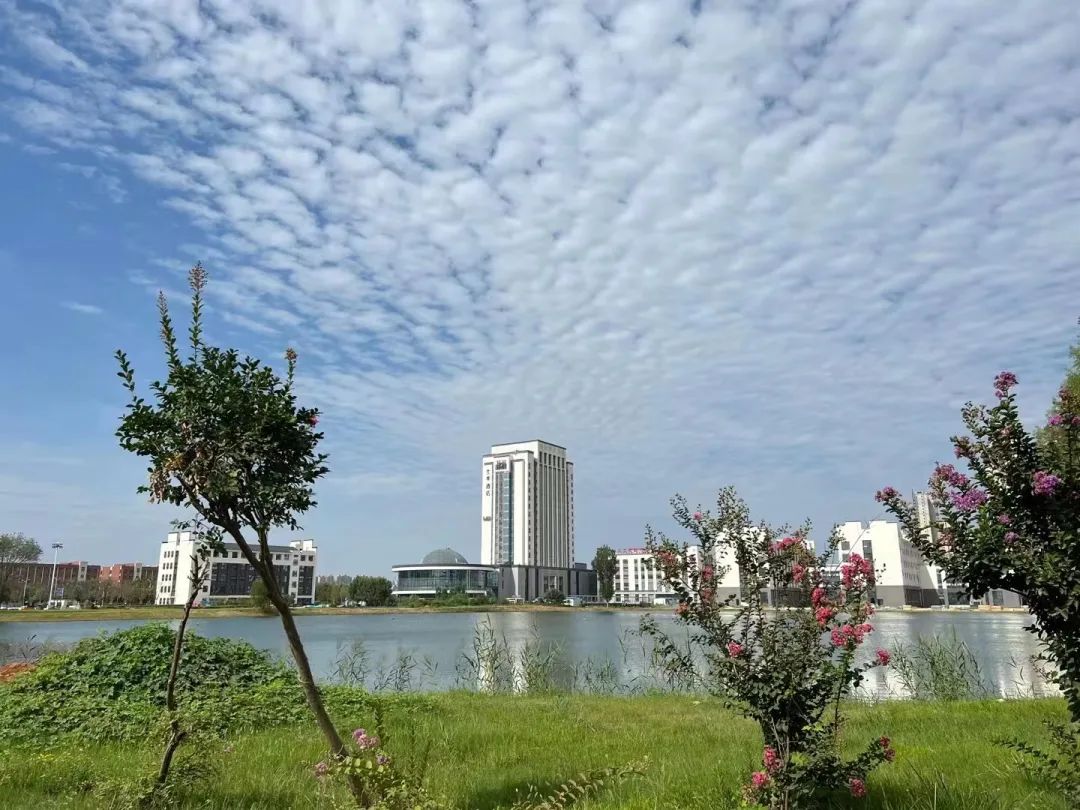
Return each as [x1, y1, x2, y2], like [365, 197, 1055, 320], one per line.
[155, 531, 318, 606]
[613, 545, 743, 605]
[832, 518, 1023, 608]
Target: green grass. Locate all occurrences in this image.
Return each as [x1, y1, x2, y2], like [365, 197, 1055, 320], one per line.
[0, 695, 1068, 809]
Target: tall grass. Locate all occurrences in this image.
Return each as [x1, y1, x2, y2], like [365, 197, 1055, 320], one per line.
[889, 630, 992, 701]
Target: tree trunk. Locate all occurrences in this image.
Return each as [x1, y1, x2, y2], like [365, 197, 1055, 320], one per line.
[152, 566, 201, 798]
[228, 527, 370, 806]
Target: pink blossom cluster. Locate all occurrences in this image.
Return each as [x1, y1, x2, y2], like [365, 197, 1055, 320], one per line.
[726, 641, 744, 658]
[769, 535, 803, 555]
[949, 488, 988, 513]
[874, 486, 899, 503]
[840, 553, 874, 588]
[352, 728, 380, 750]
[762, 746, 780, 773]
[1033, 470, 1063, 496]
[830, 622, 873, 648]
[931, 463, 970, 489]
[993, 370, 1018, 398]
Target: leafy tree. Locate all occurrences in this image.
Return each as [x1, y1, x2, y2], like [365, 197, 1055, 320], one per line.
[315, 580, 348, 606]
[249, 577, 276, 614]
[643, 489, 892, 807]
[591, 545, 617, 603]
[878, 370, 1080, 721]
[114, 264, 368, 805]
[543, 588, 566, 605]
[0, 533, 41, 603]
[349, 575, 394, 607]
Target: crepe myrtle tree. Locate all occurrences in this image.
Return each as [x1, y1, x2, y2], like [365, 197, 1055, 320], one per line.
[877, 370, 1080, 722]
[642, 489, 893, 808]
[115, 264, 369, 805]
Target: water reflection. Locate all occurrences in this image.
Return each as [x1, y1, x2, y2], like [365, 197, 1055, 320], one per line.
[0, 609, 1058, 699]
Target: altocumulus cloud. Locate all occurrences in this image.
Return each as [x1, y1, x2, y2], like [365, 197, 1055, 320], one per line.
[2, 0, 1079, 546]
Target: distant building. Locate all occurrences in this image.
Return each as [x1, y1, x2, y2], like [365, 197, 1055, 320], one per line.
[831, 519, 1024, 608]
[481, 440, 574, 570]
[392, 548, 499, 599]
[155, 531, 317, 606]
[99, 562, 156, 585]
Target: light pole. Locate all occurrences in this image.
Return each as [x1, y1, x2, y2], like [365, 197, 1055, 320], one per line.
[47, 542, 63, 608]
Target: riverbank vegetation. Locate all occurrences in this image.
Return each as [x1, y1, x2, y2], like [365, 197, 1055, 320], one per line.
[0, 624, 1071, 808]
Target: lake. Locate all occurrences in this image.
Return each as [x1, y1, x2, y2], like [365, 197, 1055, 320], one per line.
[0, 610, 1055, 699]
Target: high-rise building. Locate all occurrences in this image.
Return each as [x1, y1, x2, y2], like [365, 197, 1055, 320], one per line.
[481, 440, 574, 569]
[155, 531, 318, 606]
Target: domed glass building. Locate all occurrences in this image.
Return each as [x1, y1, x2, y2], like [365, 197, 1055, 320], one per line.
[392, 548, 498, 598]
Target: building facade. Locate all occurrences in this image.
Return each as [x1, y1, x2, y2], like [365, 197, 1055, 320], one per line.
[155, 531, 318, 606]
[99, 562, 157, 585]
[481, 440, 574, 570]
[5, 560, 101, 603]
[392, 548, 499, 599]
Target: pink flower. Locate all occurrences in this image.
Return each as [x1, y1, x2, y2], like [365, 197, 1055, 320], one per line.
[883, 747, 896, 762]
[376, 753, 391, 766]
[815, 606, 836, 628]
[874, 486, 899, 503]
[763, 746, 780, 772]
[791, 563, 806, 584]
[313, 761, 329, 778]
[726, 641, 744, 658]
[1048, 414, 1064, 427]
[849, 777, 867, 798]
[1033, 471, 1063, 496]
[750, 771, 769, 790]
[699, 587, 714, 603]
[949, 488, 988, 513]
[811, 586, 826, 608]
[285, 347, 298, 363]
[831, 626, 852, 647]
[352, 728, 380, 750]
[875, 648, 891, 666]
[993, 371, 1018, 398]
[308, 413, 319, 426]
[693, 511, 703, 522]
[932, 464, 969, 489]
[700, 564, 715, 583]
[997, 514, 1012, 525]
[879, 736, 890, 748]
[1004, 531, 1019, 544]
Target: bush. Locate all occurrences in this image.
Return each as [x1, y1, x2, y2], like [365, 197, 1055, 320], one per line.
[0, 624, 295, 742]
[643, 488, 893, 808]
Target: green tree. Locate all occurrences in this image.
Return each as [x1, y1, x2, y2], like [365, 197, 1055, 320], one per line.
[878, 370, 1080, 721]
[114, 264, 368, 805]
[543, 588, 566, 605]
[591, 545, 617, 603]
[349, 575, 394, 606]
[249, 577, 276, 614]
[0, 533, 41, 603]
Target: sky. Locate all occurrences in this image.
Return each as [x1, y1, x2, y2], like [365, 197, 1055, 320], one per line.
[0, 0, 1077, 578]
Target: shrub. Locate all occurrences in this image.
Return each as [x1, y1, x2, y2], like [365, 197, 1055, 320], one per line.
[877, 368, 1080, 802]
[642, 488, 893, 808]
[878, 372, 1080, 719]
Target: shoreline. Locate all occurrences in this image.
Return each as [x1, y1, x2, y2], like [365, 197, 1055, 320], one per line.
[0, 602, 1031, 623]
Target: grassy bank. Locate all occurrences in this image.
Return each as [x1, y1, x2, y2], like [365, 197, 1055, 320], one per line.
[0, 694, 1067, 809]
[0, 603, 595, 623]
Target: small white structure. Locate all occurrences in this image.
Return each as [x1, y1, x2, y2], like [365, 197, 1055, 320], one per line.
[155, 531, 318, 606]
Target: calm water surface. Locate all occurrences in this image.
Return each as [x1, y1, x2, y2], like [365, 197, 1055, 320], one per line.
[0, 610, 1053, 699]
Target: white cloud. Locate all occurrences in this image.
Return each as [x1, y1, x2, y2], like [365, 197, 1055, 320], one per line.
[3, 0, 1079, 570]
[61, 301, 104, 316]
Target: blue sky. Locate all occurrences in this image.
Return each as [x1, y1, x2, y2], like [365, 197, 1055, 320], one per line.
[0, 0, 1077, 578]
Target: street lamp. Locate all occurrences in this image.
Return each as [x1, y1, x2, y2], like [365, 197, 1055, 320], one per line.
[47, 542, 64, 608]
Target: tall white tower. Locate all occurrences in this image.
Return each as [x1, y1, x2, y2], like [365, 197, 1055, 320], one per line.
[481, 440, 574, 569]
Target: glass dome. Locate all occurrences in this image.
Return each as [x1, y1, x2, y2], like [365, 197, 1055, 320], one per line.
[421, 548, 469, 565]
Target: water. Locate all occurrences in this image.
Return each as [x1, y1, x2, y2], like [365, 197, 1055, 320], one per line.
[0, 610, 1055, 699]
